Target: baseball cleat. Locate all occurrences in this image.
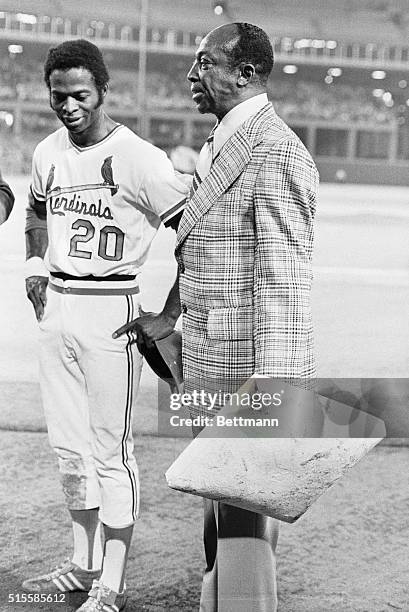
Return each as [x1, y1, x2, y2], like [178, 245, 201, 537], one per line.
[22, 559, 101, 593]
[76, 580, 127, 611]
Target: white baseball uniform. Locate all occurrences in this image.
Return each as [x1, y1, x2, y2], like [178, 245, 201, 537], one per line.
[29, 124, 187, 527]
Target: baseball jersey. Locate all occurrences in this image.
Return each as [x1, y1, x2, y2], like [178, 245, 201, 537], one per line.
[30, 124, 187, 277]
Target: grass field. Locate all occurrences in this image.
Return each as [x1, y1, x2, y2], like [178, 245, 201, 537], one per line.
[0, 177, 408, 611]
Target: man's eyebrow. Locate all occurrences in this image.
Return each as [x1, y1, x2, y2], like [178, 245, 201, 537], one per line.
[196, 50, 215, 61]
[50, 88, 91, 94]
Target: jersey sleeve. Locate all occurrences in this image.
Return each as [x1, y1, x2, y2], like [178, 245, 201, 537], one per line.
[27, 145, 48, 224]
[139, 148, 189, 227]
[30, 147, 46, 203]
[25, 192, 47, 232]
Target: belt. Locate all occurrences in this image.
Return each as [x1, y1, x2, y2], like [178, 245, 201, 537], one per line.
[49, 283, 140, 296]
[51, 272, 136, 282]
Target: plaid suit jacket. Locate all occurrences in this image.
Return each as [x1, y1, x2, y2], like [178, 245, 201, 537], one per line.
[175, 103, 319, 407]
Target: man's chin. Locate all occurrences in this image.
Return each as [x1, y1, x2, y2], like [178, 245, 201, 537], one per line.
[61, 118, 85, 133]
[195, 102, 211, 115]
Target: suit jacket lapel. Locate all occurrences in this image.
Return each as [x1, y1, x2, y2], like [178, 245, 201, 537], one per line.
[176, 103, 278, 249]
[176, 128, 252, 248]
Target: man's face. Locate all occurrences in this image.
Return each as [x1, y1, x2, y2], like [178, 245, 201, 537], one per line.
[187, 32, 239, 119]
[49, 67, 105, 135]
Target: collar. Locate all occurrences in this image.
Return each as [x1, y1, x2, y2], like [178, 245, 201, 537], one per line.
[213, 93, 269, 157]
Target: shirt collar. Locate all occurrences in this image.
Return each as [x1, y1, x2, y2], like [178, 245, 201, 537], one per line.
[213, 93, 269, 157]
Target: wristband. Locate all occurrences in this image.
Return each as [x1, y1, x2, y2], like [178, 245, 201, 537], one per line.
[25, 256, 48, 279]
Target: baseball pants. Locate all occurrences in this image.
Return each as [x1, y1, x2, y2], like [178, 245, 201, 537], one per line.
[39, 278, 142, 528]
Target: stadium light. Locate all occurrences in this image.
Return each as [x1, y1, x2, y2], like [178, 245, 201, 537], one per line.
[328, 67, 342, 77]
[212, 1, 234, 19]
[372, 70, 386, 80]
[324, 76, 333, 84]
[16, 13, 37, 24]
[372, 89, 384, 97]
[8, 45, 23, 55]
[312, 39, 326, 48]
[283, 65, 298, 74]
[294, 39, 312, 49]
[382, 92, 393, 107]
[0, 111, 13, 127]
[398, 79, 407, 88]
[212, 1, 227, 15]
[326, 40, 337, 49]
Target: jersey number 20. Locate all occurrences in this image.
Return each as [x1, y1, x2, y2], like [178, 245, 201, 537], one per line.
[69, 219, 125, 261]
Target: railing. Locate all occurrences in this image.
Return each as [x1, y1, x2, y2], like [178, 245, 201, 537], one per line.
[1, 105, 408, 185]
[0, 99, 403, 158]
[1, 10, 409, 68]
[272, 37, 409, 70]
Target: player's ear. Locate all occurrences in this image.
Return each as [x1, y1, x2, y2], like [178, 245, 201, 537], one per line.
[237, 62, 255, 87]
[100, 83, 109, 100]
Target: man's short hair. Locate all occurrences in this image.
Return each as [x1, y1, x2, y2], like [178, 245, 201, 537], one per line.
[223, 23, 274, 83]
[44, 39, 110, 91]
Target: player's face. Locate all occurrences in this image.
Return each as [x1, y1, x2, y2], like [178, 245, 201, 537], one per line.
[187, 32, 239, 120]
[49, 67, 106, 136]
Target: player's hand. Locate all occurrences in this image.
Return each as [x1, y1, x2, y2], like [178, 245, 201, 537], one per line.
[112, 311, 175, 350]
[26, 275, 48, 322]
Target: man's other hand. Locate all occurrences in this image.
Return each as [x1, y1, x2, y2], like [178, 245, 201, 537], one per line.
[112, 311, 175, 350]
[26, 275, 48, 322]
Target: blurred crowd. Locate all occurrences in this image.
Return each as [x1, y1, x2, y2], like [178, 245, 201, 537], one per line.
[271, 81, 393, 125]
[0, 58, 397, 174]
[0, 58, 395, 123]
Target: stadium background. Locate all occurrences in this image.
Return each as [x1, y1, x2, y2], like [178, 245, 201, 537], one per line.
[0, 2, 409, 611]
[1, 0, 409, 183]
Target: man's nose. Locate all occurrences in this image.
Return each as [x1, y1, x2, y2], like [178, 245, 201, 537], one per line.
[63, 96, 79, 113]
[187, 62, 198, 82]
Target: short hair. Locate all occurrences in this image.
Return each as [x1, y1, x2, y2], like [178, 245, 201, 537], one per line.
[223, 23, 274, 83]
[44, 39, 109, 91]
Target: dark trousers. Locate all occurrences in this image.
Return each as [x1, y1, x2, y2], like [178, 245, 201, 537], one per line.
[192, 426, 279, 612]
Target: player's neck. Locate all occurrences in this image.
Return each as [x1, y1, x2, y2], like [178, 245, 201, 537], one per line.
[68, 110, 118, 148]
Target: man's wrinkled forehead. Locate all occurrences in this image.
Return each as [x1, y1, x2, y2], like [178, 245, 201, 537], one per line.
[197, 24, 240, 59]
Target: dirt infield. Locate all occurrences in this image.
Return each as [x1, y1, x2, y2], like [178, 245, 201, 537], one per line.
[1, 432, 408, 612]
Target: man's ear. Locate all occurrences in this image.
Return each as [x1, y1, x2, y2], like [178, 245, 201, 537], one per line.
[237, 62, 256, 86]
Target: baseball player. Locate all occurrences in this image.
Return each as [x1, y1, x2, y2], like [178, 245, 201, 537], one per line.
[0, 169, 14, 225]
[22, 39, 187, 612]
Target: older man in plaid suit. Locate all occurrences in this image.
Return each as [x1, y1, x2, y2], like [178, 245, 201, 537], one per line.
[178, 23, 318, 611]
[120, 21, 318, 612]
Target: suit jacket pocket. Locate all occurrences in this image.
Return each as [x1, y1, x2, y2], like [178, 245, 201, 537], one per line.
[207, 306, 253, 340]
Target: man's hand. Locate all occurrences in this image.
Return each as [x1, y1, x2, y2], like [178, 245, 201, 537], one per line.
[114, 273, 181, 352]
[112, 310, 175, 350]
[26, 275, 48, 322]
